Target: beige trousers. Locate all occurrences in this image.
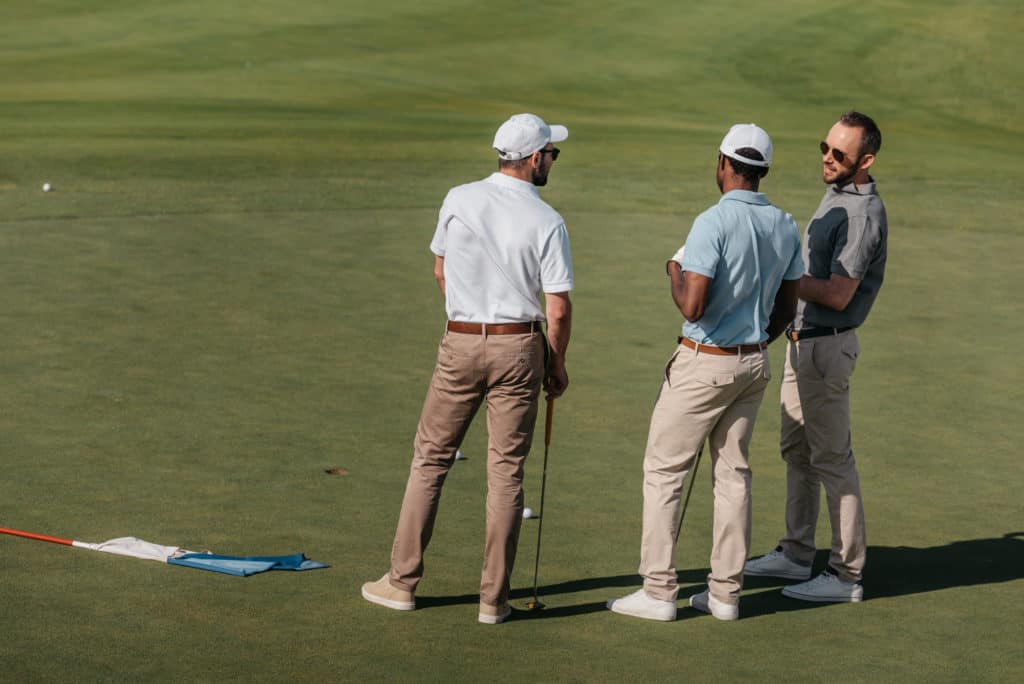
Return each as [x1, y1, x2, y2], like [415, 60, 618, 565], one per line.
[640, 343, 770, 604]
[779, 330, 866, 583]
[388, 329, 545, 606]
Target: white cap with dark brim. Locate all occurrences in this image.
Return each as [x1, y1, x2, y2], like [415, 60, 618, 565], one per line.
[493, 113, 569, 161]
[720, 123, 772, 167]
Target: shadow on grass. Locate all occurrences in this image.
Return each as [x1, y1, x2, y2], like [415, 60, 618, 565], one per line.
[417, 532, 1024, 620]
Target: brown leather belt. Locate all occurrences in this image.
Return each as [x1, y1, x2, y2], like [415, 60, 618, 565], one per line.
[447, 321, 540, 335]
[678, 336, 765, 356]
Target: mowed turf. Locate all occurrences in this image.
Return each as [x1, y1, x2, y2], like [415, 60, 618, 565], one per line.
[1, 1, 1022, 681]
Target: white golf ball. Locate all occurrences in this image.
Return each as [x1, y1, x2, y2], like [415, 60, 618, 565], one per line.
[454, 449, 466, 461]
[42, 182, 52, 192]
[522, 507, 534, 519]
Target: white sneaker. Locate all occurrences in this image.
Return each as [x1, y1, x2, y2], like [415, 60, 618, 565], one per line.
[607, 589, 677, 622]
[688, 590, 739, 621]
[743, 547, 812, 580]
[782, 571, 864, 603]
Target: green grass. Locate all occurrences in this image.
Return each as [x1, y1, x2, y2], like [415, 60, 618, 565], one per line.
[1, 1, 1022, 681]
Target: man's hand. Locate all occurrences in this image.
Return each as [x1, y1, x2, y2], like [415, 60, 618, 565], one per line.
[544, 356, 568, 399]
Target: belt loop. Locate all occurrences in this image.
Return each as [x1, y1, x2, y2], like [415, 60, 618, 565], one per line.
[482, 323, 487, 339]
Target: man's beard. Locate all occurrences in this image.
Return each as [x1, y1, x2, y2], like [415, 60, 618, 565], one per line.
[532, 167, 549, 186]
[825, 157, 862, 187]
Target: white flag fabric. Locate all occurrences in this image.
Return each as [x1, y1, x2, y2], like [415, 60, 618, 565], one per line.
[72, 536, 192, 562]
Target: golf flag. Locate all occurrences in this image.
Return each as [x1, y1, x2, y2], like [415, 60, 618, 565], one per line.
[1, 527, 329, 576]
[169, 552, 328, 576]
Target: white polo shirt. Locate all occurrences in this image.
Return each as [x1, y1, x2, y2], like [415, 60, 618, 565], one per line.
[430, 172, 574, 323]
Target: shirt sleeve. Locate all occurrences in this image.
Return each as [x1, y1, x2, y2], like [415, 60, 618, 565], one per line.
[679, 210, 720, 279]
[430, 193, 453, 256]
[783, 216, 805, 280]
[833, 214, 881, 280]
[540, 222, 574, 293]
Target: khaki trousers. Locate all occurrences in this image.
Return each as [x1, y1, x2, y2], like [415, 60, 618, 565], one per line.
[640, 343, 770, 604]
[779, 330, 866, 582]
[388, 329, 545, 607]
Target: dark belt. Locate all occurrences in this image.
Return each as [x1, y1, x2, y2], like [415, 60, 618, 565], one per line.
[678, 336, 765, 356]
[447, 321, 540, 335]
[785, 326, 855, 342]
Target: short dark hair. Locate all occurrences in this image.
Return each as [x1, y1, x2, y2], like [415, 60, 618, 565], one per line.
[498, 157, 531, 171]
[725, 148, 768, 182]
[839, 111, 882, 155]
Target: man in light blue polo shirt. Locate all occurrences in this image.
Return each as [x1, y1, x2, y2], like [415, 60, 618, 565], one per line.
[608, 124, 802, 622]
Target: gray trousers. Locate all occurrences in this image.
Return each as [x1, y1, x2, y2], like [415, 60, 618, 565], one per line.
[779, 330, 866, 583]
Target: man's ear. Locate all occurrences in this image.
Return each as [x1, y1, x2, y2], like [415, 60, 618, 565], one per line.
[858, 153, 876, 172]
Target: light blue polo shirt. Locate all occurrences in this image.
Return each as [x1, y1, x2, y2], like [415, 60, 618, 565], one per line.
[676, 190, 803, 346]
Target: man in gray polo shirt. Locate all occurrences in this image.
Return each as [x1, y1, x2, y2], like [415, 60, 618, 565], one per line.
[745, 111, 887, 602]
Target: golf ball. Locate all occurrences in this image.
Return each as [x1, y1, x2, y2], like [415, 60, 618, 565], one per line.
[42, 182, 52, 192]
[523, 507, 534, 519]
[454, 449, 466, 461]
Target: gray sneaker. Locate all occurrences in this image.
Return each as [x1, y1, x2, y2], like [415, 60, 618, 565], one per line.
[782, 571, 864, 603]
[743, 546, 812, 580]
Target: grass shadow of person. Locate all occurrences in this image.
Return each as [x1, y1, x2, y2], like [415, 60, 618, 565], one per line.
[740, 532, 1024, 617]
[418, 533, 1024, 617]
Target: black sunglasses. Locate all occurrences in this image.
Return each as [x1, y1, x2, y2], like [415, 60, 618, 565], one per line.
[820, 141, 852, 164]
[537, 147, 560, 160]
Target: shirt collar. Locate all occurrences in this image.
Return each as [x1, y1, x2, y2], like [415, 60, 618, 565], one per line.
[832, 175, 877, 195]
[486, 172, 540, 197]
[720, 189, 769, 206]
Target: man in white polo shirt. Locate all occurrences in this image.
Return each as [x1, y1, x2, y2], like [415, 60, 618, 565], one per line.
[608, 123, 802, 622]
[362, 113, 573, 625]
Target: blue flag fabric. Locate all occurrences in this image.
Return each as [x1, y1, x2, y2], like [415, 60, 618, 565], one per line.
[168, 552, 329, 576]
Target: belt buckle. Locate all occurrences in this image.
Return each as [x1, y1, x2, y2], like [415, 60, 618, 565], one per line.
[787, 329, 799, 342]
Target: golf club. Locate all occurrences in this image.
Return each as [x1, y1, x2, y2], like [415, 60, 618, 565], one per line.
[525, 397, 554, 611]
[674, 442, 704, 544]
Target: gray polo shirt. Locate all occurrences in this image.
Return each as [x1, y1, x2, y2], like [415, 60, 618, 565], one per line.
[794, 178, 887, 329]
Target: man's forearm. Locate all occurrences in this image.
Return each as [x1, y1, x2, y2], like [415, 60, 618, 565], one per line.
[667, 260, 707, 321]
[546, 308, 571, 360]
[798, 273, 858, 312]
[433, 255, 446, 296]
[766, 280, 799, 343]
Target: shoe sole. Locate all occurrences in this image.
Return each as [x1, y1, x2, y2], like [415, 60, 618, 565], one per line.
[743, 567, 812, 581]
[478, 608, 512, 624]
[781, 587, 863, 603]
[607, 600, 676, 622]
[362, 586, 415, 611]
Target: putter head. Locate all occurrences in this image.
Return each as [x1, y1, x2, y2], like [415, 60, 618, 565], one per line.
[524, 599, 545, 611]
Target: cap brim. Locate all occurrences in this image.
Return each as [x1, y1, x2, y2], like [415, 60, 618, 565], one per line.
[720, 146, 770, 167]
[548, 125, 569, 143]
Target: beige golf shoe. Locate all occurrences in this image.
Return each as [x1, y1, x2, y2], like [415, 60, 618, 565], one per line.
[478, 601, 512, 624]
[361, 574, 415, 611]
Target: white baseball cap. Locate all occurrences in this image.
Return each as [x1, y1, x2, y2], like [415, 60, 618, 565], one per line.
[493, 113, 569, 161]
[719, 123, 772, 167]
